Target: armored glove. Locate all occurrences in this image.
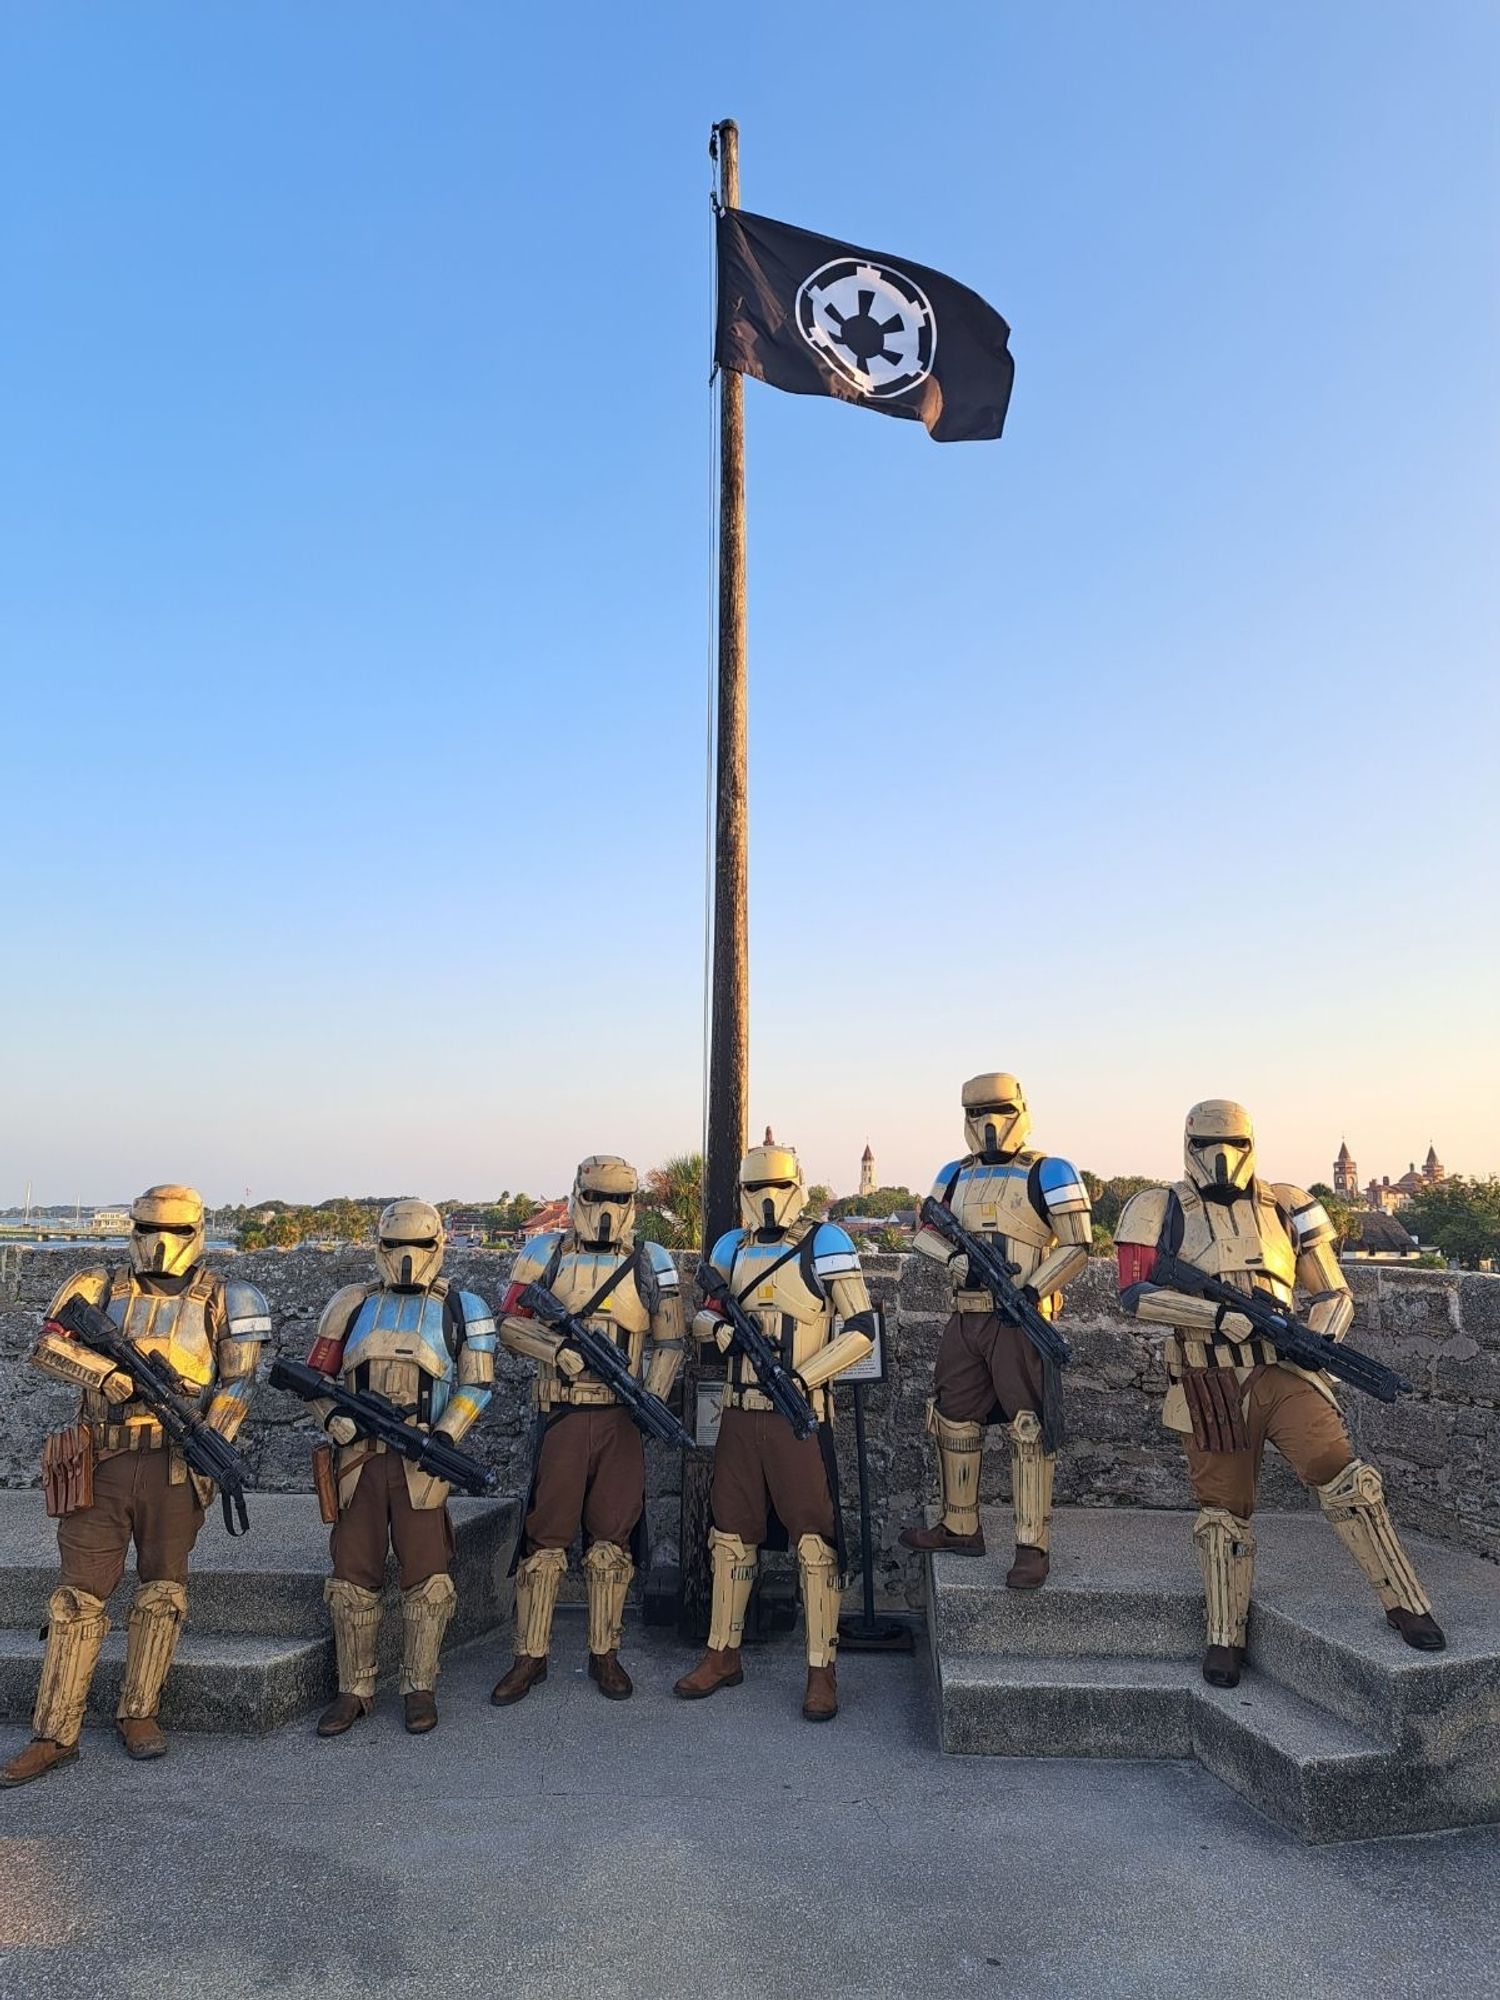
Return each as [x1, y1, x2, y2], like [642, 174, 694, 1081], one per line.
[325, 1413, 359, 1446]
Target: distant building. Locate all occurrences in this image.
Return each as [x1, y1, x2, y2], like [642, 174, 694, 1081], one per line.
[518, 1199, 571, 1241]
[1344, 1211, 1421, 1261]
[91, 1209, 131, 1234]
[859, 1143, 877, 1199]
[1335, 1138, 1448, 1212]
[445, 1209, 489, 1247]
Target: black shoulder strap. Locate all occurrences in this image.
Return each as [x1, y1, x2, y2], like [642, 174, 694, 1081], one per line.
[577, 1252, 640, 1323]
[1158, 1188, 1187, 1256]
[441, 1284, 467, 1360]
[634, 1241, 661, 1316]
[941, 1162, 965, 1204]
[540, 1237, 566, 1289]
[1026, 1159, 1050, 1226]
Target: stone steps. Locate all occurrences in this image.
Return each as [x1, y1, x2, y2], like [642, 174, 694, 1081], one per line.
[926, 1505, 1500, 1842]
[0, 1491, 520, 1734]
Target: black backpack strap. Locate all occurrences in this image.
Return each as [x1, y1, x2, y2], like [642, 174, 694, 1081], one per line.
[441, 1283, 467, 1361]
[732, 1233, 806, 1304]
[1026, 1159, 1050, 1227]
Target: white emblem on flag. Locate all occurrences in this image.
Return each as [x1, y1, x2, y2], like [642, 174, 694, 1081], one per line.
[794, 258, 936, 399]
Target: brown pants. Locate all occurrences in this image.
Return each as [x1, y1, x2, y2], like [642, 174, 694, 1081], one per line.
[331, 1450, 453, 1592]
[710, 1407, 835, 1545]
[57, 1448, 205, 1600]
[934, 1311, 1043, 1425]
[1184, 1367, 1354, 1518]
[524, 1406, 644, 1552]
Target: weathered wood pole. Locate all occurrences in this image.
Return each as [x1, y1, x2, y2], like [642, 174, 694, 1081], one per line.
[680, 117, 747, 1640]
[704, 114, 748, 1251]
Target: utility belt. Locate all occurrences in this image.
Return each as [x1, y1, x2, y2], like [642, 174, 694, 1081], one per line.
[99, 1420, 167, 1453]
[541, 1380, 620, 1412]
[1168, 1334, 1281, 1376]
[724, 1383, 829, 1425]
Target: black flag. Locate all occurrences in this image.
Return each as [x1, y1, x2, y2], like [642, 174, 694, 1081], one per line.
[715, 207, 1014, 443]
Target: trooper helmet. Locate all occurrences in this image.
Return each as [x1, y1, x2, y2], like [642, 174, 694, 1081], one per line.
[571, 1156, 638, 1251]
[1184, 1101, 1257, 1198]
[962, 1074, 1031, 1160]
[375, 1199, 445, 1291]
[129, 1185, 206, 1279]
[738, 1142, 807, 1234]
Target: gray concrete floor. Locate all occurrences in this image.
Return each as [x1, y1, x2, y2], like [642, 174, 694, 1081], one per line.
[1, 1614, 1496, 2000]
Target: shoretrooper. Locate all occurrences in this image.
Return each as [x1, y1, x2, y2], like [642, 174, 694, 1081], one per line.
[492, 1157, 684, 1704]
[1, 1186, 269, 1788]
[1115, 1101, 1445, 1686]
[900, 1074, 1091, 1587]
[674, 1141, 878, 1722]
[305, 1201, 496, 1737]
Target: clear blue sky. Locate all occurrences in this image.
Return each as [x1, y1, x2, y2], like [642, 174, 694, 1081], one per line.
[2, 1, 1495, 1208]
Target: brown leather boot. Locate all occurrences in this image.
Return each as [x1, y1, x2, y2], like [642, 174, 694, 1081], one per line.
[589, 1651, 633, 1700]
[1388, 1608, 1447, 1652]
[404, 1691, 438, 1734]
[490, 1656, 548, 1706]
[116, 1716, 168, 1760]
[802, 1665, 838, 1721]
[1202, 1645, 1244, 1688]
[316, 1692, 373, 1737]
[0, 1738, 79, 1788]
[673, 1647, 744, 1699]
[1006, 1544, 1050, 1590]
[899, 1521, 986, 1557]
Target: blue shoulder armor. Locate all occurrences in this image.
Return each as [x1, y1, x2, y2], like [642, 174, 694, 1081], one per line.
[455, 1288, 497, 1340]
[1037, 1157, 1091, 1216]
[707, 1228, 746, 1279]
[929, 1161, 964, 1201]
[222, 1279, 272, 1338]
[811, 1222, 862, 1278]
[644, 1240, 680, 1291]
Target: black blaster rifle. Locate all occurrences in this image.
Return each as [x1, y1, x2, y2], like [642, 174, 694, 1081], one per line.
[919, 1197, 1073, 1370]
[51, 1295, 252, 1535]
[515, 1284, 694, 1451]
[269, 1357, 500, 1496]
[1149, 1253, 1410, 1404]
[695, 1266, 819, 1442]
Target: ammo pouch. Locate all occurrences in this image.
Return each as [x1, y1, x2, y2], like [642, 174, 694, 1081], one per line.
[312, 1442, 339, 1525]
[41, 1424, 95, 1518]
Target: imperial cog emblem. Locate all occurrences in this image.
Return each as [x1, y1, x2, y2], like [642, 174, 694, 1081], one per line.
[795, 257, 936, 399]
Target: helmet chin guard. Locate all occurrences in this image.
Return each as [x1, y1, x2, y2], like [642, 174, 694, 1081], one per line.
[375, 1199, 445, 1291]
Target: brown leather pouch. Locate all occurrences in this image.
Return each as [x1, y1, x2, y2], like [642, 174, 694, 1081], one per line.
[312, 1442, 339, 1525]
[41, 1425, 95, 1518]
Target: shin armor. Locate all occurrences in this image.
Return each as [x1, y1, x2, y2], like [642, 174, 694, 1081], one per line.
[400, 1572, 456, 1693]
[514, 1546, 568, 1659]
[1193, 1507, 1256, 1650]
[928, 1402, 984, 1537]
[118, 1580, 187, 1720]
[33, 1587, 110, 1747]
[583, 1540, 634, 1656]
[1317, 1460, 1431, 1614]
[706, 1529, 757, 1651]
[1007, 1410, 1054, 1552]
[796, 1533, 841, 1670]
[325, 1577, 382, 1698]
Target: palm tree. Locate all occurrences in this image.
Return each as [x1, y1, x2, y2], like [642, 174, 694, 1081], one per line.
[645, 1152, 704, 1248]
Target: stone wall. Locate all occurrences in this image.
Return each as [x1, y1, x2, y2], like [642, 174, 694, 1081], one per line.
[1, 1246, 1495, 1607]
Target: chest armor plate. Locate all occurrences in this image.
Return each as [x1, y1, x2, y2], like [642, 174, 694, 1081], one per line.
[551, 1250, 649, 1337]
[950, 1160, 1054, 1273]
[111, 1287, 216, 1390]
[730, 1235, 832, 1371]
[343, 1291, 453, 1397]
[1174, 1184, 1296, 1301]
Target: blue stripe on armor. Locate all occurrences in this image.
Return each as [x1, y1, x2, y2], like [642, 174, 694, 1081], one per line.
[1038, 1157, 1082, 1192]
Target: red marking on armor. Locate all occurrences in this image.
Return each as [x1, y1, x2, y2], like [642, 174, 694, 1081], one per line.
[306, 1335, 346, 1374]
[42, 1319, 72, 1341]
[1117, 1242, 1157, 1288]
[501, 1281, 532, 1316]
